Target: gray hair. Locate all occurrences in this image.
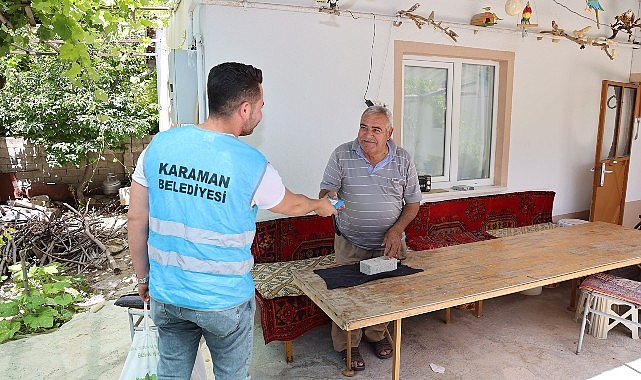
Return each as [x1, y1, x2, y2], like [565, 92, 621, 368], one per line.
[362, 105, 392, 129]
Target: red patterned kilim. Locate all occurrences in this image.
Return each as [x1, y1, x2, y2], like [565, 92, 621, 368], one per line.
[255, 292, 330, 344]
[252, 215, 335, 263]
[251, 215, 335, 344]
[405, 191, 555, 251]
[409, 230, 497, 250]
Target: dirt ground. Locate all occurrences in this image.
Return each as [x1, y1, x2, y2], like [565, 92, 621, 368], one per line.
[83, 245, 139, 300]
[1, 242, 221, 380]
[1, 204, 215, 379]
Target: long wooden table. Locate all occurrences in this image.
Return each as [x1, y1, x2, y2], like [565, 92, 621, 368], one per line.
[292, 221, 641, 379]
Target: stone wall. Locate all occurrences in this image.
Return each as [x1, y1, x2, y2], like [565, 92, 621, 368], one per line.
[0, 136, 153, 197]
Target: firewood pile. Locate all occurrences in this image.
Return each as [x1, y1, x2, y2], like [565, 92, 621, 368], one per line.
[0, 199, 128, 280]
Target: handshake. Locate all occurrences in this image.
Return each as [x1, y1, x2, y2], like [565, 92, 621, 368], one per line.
[328, 197, 344, 209]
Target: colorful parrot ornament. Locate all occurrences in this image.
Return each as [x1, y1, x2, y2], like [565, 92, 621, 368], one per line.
[521, 2, 532, 24]
[586, 0, 604, 28]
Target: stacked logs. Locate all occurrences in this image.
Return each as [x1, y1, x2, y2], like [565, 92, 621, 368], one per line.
[0, 201, 126, 279]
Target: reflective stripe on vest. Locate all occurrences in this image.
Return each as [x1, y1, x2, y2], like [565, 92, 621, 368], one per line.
[149, 217, 255, 248]
[148, 245, 254, 275]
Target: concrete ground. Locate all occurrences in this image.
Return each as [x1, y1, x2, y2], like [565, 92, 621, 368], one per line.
[251, 281, 641, 380]
[2, 281, 640, 379]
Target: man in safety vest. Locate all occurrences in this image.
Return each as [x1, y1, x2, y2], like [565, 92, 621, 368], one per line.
[128, 62, 337, 380]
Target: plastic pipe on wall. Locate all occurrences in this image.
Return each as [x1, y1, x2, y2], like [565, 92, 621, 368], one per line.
[191, 4, 208, 124]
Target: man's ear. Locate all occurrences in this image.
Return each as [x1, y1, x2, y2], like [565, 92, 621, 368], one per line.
[238, 101, 251, 119]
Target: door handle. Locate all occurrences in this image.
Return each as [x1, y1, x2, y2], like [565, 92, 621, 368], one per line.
[599, 162, 613, 187]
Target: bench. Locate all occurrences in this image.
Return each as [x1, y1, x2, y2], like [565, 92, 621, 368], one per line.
[250, 215, 336, 362]
[250, 191, 556, 360]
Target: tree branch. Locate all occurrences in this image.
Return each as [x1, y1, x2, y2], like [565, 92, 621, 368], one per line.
[62, 202, 121, 274]
[395, 4, 459, 42]
[0, 10, 13, 29]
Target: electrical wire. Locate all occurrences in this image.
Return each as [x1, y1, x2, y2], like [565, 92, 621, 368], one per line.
[375, 24, 393, 101]
[363, 14, 376, 105]
[552, 0, 596, 23]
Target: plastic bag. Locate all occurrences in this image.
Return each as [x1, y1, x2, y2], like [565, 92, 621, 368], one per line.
[191, 348, 208, 380]
[118, 302, 209, 380]
[119, 302, 159, 380]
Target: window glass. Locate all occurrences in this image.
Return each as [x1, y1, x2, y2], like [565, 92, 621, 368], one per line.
[617, 87, 635, 157]
[458, 63, 494, 180]
[401, 58, 497, 188]
[402, 62, 450, 179]
[601, 85, 620, 161]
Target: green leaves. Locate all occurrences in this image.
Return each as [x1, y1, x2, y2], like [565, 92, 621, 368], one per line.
[0, 320, 21, 343]
[23, 308, 55, 329]
[0, 0, 170, 81]
[0, 228, 12, 247]
[53, 293, 75, 306]
[52, 14, 73, 40]
[94, 87, 108, 102]
[0, 300, 19, 317]
[0, 54, 158, 167]
[0, 263, 88, 343]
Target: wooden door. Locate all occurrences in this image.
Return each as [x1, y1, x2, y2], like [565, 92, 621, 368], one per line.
[590, 80, 640, 224]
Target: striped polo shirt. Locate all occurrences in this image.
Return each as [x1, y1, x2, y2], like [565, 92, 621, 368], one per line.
[320, 139, 422, 250]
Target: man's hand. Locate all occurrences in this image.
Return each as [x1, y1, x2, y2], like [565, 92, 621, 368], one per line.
[382, 227, 403, 258]
[315, 198, 339, 217]
[319, 189, 338, 199]
[138, 284, 150, 303]
[270, 188, 337, 217]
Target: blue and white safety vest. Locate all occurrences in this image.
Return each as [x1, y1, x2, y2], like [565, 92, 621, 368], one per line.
[143, 125, 267, 310]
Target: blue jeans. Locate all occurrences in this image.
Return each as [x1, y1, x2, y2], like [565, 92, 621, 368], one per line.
[150, 296, 255, 380]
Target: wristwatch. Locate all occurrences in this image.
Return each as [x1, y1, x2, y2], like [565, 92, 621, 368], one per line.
[137, 276, 150, 284]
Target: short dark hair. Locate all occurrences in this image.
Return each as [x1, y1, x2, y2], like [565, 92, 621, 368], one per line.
[207, 62, 263, 117]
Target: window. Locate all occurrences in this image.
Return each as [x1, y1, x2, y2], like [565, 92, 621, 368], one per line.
[393, 41, 514, 190]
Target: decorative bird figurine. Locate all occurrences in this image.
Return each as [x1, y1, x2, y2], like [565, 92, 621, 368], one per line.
[551, 20, 564, 34]
[609, 10, 641, 41]
[586, 0, 604, 28]
[521, 2, 532, 24]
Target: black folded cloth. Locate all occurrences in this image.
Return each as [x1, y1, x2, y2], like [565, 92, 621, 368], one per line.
[114, 293, 148, 309]
[313, 263, 423, 289]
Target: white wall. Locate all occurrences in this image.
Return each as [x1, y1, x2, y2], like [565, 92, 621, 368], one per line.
[171, 0, 641, 220]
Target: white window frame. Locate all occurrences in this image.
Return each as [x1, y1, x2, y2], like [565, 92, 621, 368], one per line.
[393, 41, 515, 193]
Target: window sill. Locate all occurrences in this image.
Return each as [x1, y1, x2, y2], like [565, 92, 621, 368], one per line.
[420, 186, 508, 203]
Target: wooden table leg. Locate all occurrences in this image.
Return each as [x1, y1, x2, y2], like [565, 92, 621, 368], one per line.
[568, 278, 579, 311]
[284, 340, 293, 363]
[391, 319, 402, 380]
[342, 330, 355, 377]
[475, 300, 483, 318]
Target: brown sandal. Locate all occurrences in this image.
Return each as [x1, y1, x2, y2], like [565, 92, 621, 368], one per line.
[340, 347, 365, 371]
[372, 336, 393, 359]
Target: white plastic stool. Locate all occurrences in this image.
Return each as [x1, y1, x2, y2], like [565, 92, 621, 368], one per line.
[576, 273, 641, 354]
